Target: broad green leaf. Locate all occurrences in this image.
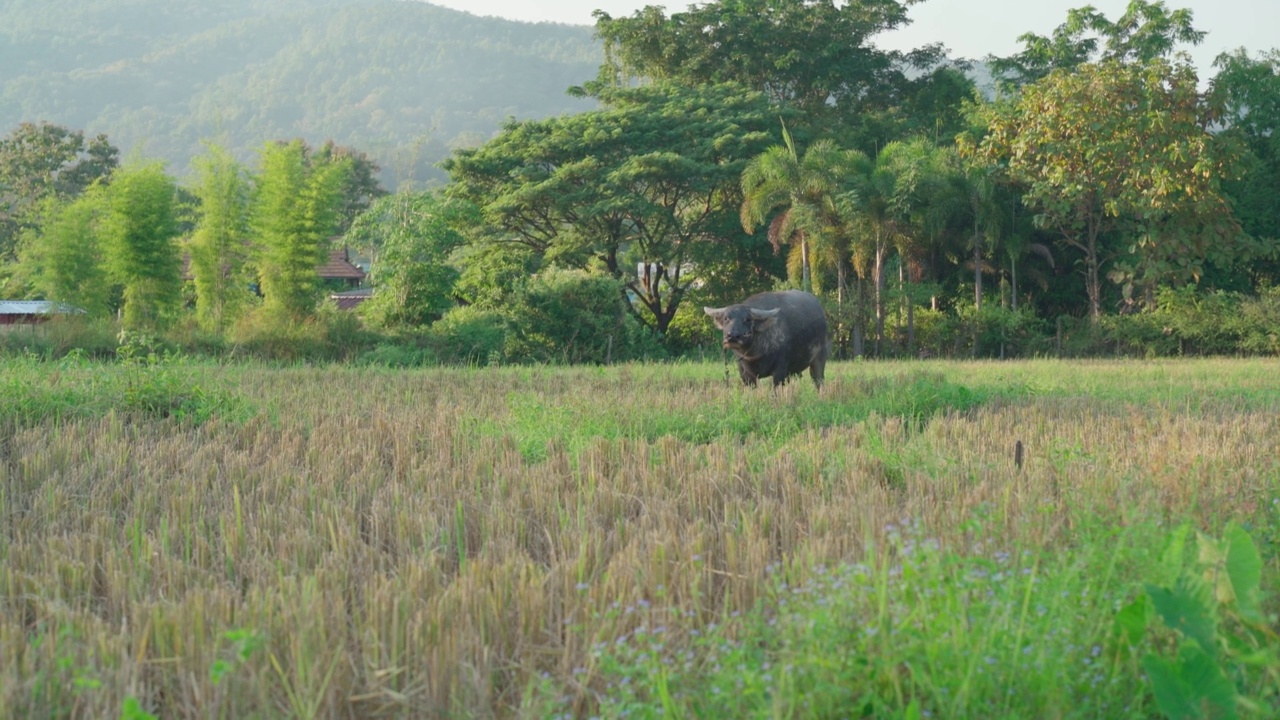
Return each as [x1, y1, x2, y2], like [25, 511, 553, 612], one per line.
[1176, 641, 1239, 720]
[1143, 653, 1198, 720]
[1160, 524, 1195, 583]
[1113, 594, 1153, 646]
[1146, 576, 1217, 659]
[1223, 523, 1263, 623]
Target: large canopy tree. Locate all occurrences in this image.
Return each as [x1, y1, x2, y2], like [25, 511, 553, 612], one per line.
[1210, 49, 1280, 287]
[591, 0, 945, 144]
[445, 82, 780, 336]
[978, 59, 1244, 320]
[989, 0, 1206, 91]
[0, 121, 118, 262]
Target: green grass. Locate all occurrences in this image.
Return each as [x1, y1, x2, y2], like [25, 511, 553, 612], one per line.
[0, 352, 251, 426]
[479, 370, 992, 463]
[1, 357, 1277, 718]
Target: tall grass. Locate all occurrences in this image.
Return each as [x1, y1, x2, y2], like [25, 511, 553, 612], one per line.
[1, 358, 1276, 718]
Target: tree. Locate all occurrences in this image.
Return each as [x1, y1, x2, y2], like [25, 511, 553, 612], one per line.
[252, 140, 350, 320]
[345, 190, 472, 327]
[979, 59, 1243, 320]
[445, 82, 779, 337]
[864, 138, 957, 354]
[99, 162, 183, 330]
[189, 143, 252, 331]
[740, 129, 869, 299]
[18, 193, 112, 317]
[310, 140, 388, 235]
[1209, 49, 1280, 287]
[0, 122, 118, 261]
[990, 0, 1205, 91]
[591, 0, 943, 134]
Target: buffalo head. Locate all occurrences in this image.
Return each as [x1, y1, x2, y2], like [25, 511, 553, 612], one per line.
[703, 305, 780, 353]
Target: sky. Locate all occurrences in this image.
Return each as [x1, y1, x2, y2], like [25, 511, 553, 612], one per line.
[424, 0, 1278, 76]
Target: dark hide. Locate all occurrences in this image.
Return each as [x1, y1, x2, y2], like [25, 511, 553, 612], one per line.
[704, 290, 829, 388]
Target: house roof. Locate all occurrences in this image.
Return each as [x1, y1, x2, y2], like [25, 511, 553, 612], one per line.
[180, 246, 367, 282]
[329, 288, 372, 311]
[0, 300, 84, 315]
[318, 247, 366, 281]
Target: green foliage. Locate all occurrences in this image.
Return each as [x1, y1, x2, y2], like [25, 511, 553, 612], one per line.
[1122, 524, 1279, 719]
[592, 0, 941, 127]
[210, 628, 265, 686]
[452, 241, 541, 310]
[189, 143, 252, 331]
[739, 129, 870, 294]
[354, 342, 436, 369]
[99, 161, 183, 330]
[661, 298, 720, 356]
[18, 192, 113, 317]
[953, 303, 1046, 357]
[561, 514, 1161, 718]
[1211, 49, 1280, 287]
[484, 370, 987, 463]
[252, 140, 349, 320]
[990, 0, 1206, 90]
[980, 59, 1244, 320]
[1055, 287, 1280, 358]
[227, 304, 377, 362]
[0, 338, 247, 425]
[502, 269, 636, 365]
[310, 140, 387, 234]
[345, 190, 469, 328]
[0, 121, 118, 260]
[445, 81, 781, 336]
[118, 696, 158, 720]
[425, 306, 507, 366]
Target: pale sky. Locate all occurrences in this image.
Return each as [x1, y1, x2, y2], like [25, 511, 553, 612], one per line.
[424, 0, 1278, 75]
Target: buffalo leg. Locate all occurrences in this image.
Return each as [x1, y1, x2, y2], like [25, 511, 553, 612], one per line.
[809, 358, 826, 389]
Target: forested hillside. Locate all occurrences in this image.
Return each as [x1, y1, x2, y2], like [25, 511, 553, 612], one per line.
[0, 0, 601, 186]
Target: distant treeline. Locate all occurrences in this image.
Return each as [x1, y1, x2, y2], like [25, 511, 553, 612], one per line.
[2, 0, 1280, 365]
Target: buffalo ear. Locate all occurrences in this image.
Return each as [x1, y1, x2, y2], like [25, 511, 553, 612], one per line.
[749, 307, 780, 327]
[704, 307, 729, 328]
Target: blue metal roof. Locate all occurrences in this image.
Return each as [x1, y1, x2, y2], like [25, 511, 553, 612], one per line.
[0, 300, 85, 315]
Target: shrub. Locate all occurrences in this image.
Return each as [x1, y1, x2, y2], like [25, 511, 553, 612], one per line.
[662, 298, 720, 357]
[0, 315, 120, 359]
[1237, 287, 1280, 355]
[227, 306, 378, 363]
[355, 342, 437, 368]
[163, 316, 229, 357]
[426, 306, 507, 365]
[503, 269, 631, 364]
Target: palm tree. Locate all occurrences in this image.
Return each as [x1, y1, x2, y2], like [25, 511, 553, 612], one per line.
[740, 127, 867, 301]
[844, 139, 944, 356]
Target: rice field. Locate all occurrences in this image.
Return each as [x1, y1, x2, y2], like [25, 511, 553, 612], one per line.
[1, 357, 1278, 718]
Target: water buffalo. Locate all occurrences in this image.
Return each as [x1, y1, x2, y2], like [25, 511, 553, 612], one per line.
[704, 290, 829, 388]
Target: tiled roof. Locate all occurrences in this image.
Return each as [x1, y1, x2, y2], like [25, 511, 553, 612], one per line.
[318, 248, 366, 281]
[330, 288, 372, 311]
[180, 246, 367, 281]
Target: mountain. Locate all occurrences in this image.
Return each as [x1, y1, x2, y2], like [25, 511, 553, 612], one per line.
[0, 0, 603, 188]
